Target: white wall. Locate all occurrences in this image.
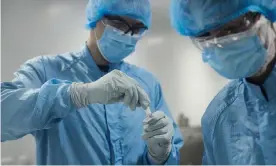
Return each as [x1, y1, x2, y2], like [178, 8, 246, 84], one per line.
[1, 0, 228, 163]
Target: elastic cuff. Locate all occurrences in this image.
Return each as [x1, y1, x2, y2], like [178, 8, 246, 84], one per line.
[147, 144, 172, 164]
[69, 82, 88, 108]
[147, 152, 163, 165]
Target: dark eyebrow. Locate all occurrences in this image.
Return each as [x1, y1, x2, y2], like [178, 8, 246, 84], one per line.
[133, 23, 148, 30]
[105, 15, 124, 21]
[105, 15, 130, 25]
[134, 22, 146, 28]
[105, 15, 146, 28]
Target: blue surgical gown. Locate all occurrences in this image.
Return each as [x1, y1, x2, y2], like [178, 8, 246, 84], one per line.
[1, 45, 183, 165]
[202, 65, 276, 165]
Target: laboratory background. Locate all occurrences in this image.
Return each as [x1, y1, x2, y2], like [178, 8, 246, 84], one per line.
[1, 0, 229, 164]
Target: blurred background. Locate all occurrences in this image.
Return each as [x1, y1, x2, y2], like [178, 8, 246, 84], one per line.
[1, 0, 228, 164]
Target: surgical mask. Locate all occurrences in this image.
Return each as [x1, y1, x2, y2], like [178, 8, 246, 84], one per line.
[95, 22, 141, 63]
[194, 17, 276, 79]
[253, 21, 276, 76]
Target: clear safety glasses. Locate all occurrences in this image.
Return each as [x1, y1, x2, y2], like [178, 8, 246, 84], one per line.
[103, 15, 148, 36]
[192, 12, 261, 50]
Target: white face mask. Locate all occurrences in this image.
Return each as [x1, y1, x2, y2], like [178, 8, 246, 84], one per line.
[94, 21, 141, 63]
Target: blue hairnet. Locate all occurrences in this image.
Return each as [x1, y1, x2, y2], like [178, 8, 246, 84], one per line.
[86, 0, 152, 29]
[170, 0, 276, 37]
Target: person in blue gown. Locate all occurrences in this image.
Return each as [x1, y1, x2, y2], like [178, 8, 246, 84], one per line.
[170, 0, 276, 164]
[1, 0, 184, 164]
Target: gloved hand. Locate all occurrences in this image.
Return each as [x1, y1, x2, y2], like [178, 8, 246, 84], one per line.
[70, 69, 150, 110]
[142, 111, 174, 164]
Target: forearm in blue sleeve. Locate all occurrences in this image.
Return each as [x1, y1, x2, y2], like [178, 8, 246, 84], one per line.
[1, 78, 76, 142]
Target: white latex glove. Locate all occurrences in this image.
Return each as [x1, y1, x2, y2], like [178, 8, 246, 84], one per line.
[70, 69, 150, 110]
[142, 111, 174, 164]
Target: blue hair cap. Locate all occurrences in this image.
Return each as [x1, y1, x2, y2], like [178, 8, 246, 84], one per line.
[170, 0, 276, 36]
[86, 0, 152, 29]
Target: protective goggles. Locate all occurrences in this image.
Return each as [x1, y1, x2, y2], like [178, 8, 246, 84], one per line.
[103, 15, 148, 36]
[192, 12, 261, 50]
